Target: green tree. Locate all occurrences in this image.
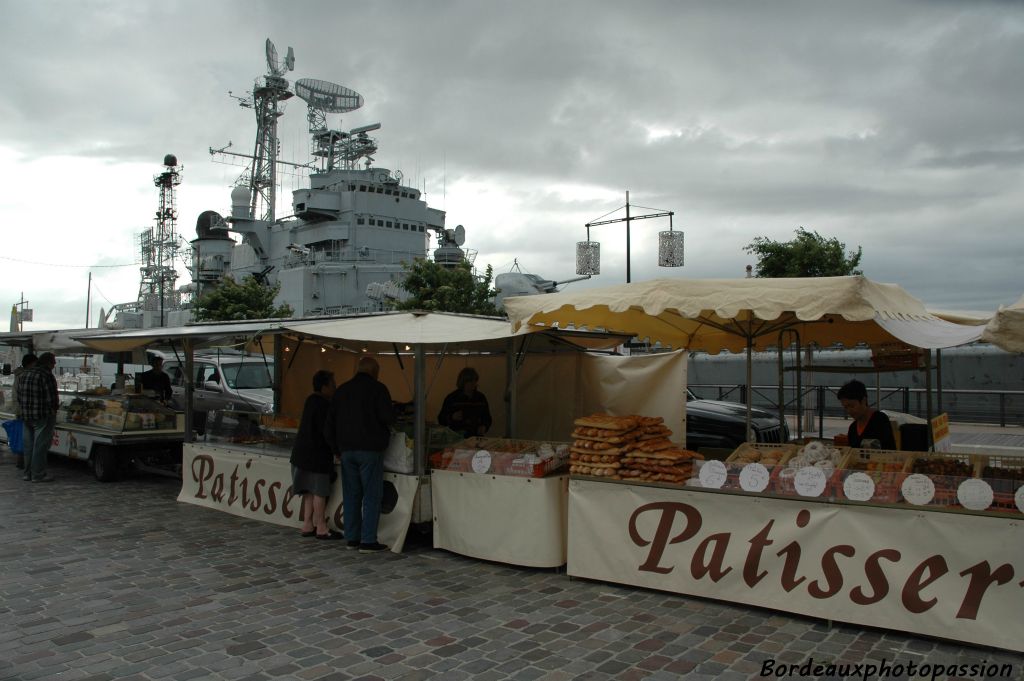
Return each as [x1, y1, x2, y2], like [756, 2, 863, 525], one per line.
[396, 259, 501, 316]
[193, 275, 293, 321]
[744, 227, 863, 277]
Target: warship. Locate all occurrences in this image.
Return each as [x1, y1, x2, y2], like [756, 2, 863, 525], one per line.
[108, 39, 475, 329]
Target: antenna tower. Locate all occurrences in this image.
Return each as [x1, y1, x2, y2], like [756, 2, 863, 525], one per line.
[137, 155, 182, 327]
[240, 39, 295, 222]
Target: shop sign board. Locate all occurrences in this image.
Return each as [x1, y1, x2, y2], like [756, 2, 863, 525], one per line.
[931, 413, 951, 452]
[179, 443, 418, 552]
[568, 479, 1024, 652]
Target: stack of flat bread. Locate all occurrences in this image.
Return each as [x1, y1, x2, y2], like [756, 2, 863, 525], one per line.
[569, 413, 702, 485]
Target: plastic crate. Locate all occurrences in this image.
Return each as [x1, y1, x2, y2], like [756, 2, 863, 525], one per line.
[975, 453, 1024, 513]
[771, 443, 850, 498]
[908, 452, 977, 508]
[839, 448, 912, 503]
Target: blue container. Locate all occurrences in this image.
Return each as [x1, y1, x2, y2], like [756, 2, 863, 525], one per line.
[2, 420, 24, 454]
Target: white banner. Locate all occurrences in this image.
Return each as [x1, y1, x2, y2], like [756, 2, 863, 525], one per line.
[180, 444, 419, 552]
[568, 479, 1024, 652]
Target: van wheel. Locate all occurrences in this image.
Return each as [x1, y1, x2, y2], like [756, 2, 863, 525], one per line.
[92, 446, 119, 482]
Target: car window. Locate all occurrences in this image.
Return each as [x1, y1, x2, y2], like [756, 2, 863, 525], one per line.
[196, 363, 219, 385]
[165, 362, 186, 387]
[221, 362, 274, 389]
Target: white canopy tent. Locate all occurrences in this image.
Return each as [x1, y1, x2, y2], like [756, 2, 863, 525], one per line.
[982, 294, 1024, 354]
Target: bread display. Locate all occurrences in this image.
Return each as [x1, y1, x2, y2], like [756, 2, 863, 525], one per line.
[569, 412, 701, 486]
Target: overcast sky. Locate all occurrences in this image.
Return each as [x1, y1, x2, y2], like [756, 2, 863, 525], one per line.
[2, 0, 1022, 330]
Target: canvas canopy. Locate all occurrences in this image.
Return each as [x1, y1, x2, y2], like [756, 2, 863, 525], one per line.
[981, 294, 1024, 354]
[505, 276, 984, 353]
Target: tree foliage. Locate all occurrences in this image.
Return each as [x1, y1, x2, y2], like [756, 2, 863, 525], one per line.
[395, 259, 501, 316]
[744, 227, 863, 278]
[193, 275, 293, 321]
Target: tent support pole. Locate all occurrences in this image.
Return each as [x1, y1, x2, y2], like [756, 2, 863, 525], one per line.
[184, 339, 194, 443]
[745, 336, 753, 442]
[925, 349, 934, 450]
[414, 344, 426, 477]
[936, 348, 943, 413]
[506, 337, 517, 438]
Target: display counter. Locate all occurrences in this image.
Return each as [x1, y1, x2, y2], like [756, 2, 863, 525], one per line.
[429, 437, 571, 567]
[564, 432, 1024, 652]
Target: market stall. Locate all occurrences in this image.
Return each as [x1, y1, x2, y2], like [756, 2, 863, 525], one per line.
[505, 276, 1021, 650]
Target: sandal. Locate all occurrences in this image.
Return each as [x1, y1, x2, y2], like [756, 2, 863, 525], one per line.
[315, 530, 345, 541]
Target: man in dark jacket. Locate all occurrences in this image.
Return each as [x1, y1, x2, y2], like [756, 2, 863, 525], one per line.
[16, 352, 58, 482]
[325, 356, 394, 553]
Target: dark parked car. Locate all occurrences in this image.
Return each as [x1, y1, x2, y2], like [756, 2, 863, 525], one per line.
[685, 388, 789, 451]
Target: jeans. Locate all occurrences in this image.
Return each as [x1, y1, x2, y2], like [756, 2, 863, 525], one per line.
[341, 450, 384, 544]
[23, 414, 55, 480]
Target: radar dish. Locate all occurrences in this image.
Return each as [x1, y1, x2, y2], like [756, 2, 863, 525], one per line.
[266, 39, 281, 74]
[454, 225, 466, 246]
[295, 78, 364, 113]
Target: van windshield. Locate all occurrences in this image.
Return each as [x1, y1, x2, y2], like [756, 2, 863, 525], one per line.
[221, 362, 274, 389]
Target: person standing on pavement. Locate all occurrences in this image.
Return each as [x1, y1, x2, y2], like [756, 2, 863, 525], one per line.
[324, 356, 394, 553]
[16, 352, 58, 482]
[290, 370, 343, 540]
[837, 379, 896, 450]
[11, 353, 37, 470]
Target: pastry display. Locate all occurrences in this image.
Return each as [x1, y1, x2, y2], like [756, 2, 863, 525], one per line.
[569, 413, 701, 485]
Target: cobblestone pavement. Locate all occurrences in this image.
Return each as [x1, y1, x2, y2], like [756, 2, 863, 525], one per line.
[1, 456, 1022, 681]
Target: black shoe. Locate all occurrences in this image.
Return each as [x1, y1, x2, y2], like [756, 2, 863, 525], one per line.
[358, 542, 388, 553]
[32, 475, 55, 483]
[346, 540, 360, 550]
[315, 531, 344, 541]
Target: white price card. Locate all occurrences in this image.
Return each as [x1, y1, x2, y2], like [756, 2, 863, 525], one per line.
[471, 450, 492, 474]
[698, 459, 728, 489]
[957, 479, 994, 511]
[1016, 486, 1024, 514]
[794, 467, 827, 497]
[901, 473, 936, 505]
[739, 463, 770, 493]
[843, 472, 876, 502]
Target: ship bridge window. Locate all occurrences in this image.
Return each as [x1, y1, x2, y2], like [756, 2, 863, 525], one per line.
[349, 184, 356, 191]
[359, 185, 367, 192]
[376, 187, 383, 194]
[400, 192, 408, 198]
[385, 189, 393, 196]
[402, 224, 409, 231]
[418, 225, 425, 232]
[357, 217, 365, 225]
[386, 221, 393, 228]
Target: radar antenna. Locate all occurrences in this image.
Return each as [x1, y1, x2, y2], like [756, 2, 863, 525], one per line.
[294, 78, 367, 171]
[245, 39, 295, 221]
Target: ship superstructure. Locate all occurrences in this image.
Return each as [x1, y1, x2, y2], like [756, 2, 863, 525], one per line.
[193, 39, 474, 317]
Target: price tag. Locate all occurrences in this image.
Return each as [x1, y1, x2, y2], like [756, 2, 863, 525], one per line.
[843, 472, 876, 502]
[471, 450, 492, 474]
[698, 460, 727, 489]
[901, 473, 935, 505]
[957, 479, 994, 511]
[794, 467, 827, 497]
[1016, 486, 1024, 515]
[739, 463, 770, 493]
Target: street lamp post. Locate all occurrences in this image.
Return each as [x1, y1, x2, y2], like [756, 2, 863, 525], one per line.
[576, 190, 683, 282]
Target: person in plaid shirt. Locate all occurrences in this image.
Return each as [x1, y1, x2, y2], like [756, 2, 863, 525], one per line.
[16, 352, 58, 482]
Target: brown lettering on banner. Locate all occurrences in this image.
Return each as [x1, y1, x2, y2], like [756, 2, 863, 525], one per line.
[902, 555, 949, 613]
[956, 562, 1015, 620]
[228, 467, 240, 506]
[775, 510, 811, 592]
[192, 455, 215, 498]
[264, 481, 281, 514]
[692, 533, 733, 581]
[629, 502, 703, 575]
[332, 503, 343, 528]
[211, 473, 225, 502]
[850, 549, 901, 605]
[743, 520, 775, 588]
[250, 479, 265, 512]
[281, 485, 297, 518]
[240, 460, 254, 508]
[808, 545, 856, 599]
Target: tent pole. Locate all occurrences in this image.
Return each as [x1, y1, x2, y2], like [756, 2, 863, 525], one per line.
[936, 348, 943, 413]
[414, 344, 426, 476]
[506, 337, 517, 438]
[925, 349, 934, 451]
[184, 339, 194, 443]
[745, 336, 753, 442]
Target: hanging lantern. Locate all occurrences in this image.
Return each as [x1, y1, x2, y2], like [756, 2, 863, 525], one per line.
[576, 241, 601, 275]
[658, 230, 684, 267]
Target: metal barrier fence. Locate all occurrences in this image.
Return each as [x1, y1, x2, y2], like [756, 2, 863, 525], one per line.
[690, 384, 1024, 431]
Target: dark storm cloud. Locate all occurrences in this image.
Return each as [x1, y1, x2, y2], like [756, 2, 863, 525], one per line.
[1, 0, 1021, 317]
